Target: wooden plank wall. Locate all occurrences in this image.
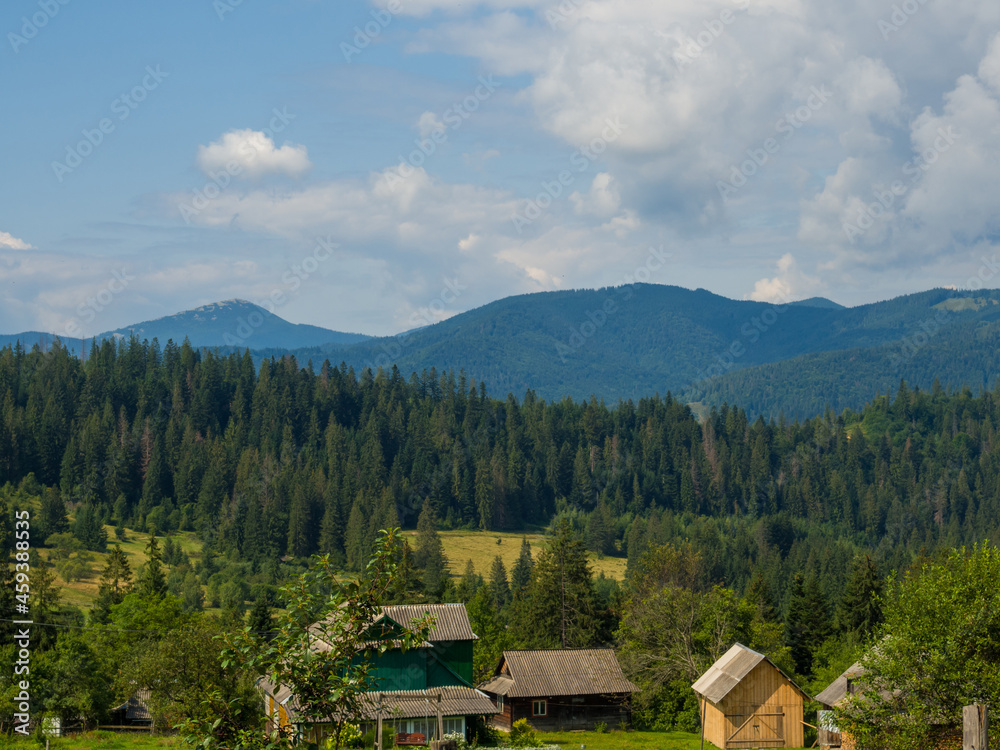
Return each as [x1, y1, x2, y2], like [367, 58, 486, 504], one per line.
[701, 661, 805, 749]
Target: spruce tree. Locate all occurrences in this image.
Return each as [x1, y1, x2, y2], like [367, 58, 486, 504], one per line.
[38, 487, 69, 541]
[511, 518, 598, 648]
[93, 544, 133, 623]
[510, 537, 533, 596]
[415, 500, 447, 596]
[137, 533, 167, 599]
[785, 572, 830, 676]
[837, 554, 884, 642]
[488, 555, 511, 610]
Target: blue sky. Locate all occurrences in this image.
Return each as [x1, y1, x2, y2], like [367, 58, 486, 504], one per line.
[3, 0, 1000, 337]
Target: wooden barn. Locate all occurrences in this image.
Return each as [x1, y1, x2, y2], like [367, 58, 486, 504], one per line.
[692, 643, 810, 749]
[478, 649, 639, 732]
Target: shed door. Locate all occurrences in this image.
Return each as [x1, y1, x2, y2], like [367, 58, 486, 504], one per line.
[725, 704, 785, 748]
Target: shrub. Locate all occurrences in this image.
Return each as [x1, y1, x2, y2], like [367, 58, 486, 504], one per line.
[508, 719, 539, 748]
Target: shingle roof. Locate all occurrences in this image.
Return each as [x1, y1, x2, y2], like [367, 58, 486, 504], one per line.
[382, 604, 477, 642]
[111, 689, 152, 722]
[479, 649, 638, 698]
[691, 643, 810, 704]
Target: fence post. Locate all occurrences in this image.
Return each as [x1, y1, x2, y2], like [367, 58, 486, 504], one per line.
[964, 703, 988, 750]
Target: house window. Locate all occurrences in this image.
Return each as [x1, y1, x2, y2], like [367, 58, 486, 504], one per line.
[443, 717, 466, 737]
[532, 700, 547, 717]
[497, 695, 504, 712]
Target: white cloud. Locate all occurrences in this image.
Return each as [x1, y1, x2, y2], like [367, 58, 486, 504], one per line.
[196, 129, 312, 179]
[416, 111, 446, 139]
[0, 231, 33, 250]
[570, 173, 621, 218]
[749, 254, 819, 302]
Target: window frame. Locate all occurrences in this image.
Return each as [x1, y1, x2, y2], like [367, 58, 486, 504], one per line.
[532, 699, 548, 717]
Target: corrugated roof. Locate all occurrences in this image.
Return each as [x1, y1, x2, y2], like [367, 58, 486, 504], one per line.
[266, 684, 497, 723]
[479, 649, 638, 698]
[111, 689, 152, 721]
[816, 662, 865, 707]
[357, 686, 498, 720]
[382, 604, 478, 642]
[691, 643, 811, 704]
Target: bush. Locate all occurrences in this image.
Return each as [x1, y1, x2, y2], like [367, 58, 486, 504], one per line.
[508, 719, 538, 748]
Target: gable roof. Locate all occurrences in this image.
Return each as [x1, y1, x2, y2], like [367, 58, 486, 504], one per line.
[382, 604, 477, 642]
[478, 649, 638, 698]
[691, 643, 810, 704]
[815, 662, 864, 707]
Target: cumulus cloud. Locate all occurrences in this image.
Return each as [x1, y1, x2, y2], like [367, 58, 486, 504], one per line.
[0, 231, 33, 250]
[196, 129, 312, 179]
[749, 254, 819, 303]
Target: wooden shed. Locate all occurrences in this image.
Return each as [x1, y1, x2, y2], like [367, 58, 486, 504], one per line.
[692, 643, 810, 749]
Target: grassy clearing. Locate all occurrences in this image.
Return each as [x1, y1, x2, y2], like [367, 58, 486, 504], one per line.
[41, 526, 204, 610]
[412, 530, 627, 582]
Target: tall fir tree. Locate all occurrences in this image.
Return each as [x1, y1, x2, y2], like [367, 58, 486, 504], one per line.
[510, 537, 533, 596]
[488, 555, 511, 610]
[136, 533, 167, 599]
[785, 572, 831, 676]
[92, 544, 133, 623]
[836, 554, 884, 642]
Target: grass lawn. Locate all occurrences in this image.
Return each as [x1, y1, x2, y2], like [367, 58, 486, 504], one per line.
[0, 732, 181, 750]
[421, 530, 627, 582]
[538, 730, 720, 750]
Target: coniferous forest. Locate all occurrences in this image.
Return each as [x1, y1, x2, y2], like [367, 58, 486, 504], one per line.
[3, 336, 1000, 733]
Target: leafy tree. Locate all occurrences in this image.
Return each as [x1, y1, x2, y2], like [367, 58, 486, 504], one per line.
[838, 545, 1000, 750]
[197, 528, 435, 750]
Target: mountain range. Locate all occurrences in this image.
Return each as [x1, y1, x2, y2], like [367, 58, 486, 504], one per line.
[4, 286, 1000, 419]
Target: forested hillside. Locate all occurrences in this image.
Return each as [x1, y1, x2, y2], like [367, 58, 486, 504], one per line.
[2, 337, 1000, 604]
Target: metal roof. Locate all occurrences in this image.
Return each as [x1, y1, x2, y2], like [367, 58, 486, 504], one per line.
[263, 684, 497, 723]
[382, 604, 478, 642]
[479, 649, 638, 698]
[815, 662, 865, 707]
[357, 686, 498, 720]
[691, 643, 811, 704]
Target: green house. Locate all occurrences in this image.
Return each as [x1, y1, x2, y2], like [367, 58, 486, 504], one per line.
[262, 603, 497, 746]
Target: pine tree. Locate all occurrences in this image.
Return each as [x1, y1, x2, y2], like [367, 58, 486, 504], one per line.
[247, 595, 275, 640]
[456, 559, 482, 601]
[72, 503, 108, 552]
[747, 571, 779, 623]
[488, 555, 511, 610]
[510, 537, 533, 596]
[837, 554, 884, 642]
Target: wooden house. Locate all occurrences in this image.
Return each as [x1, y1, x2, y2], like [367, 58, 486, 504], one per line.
[261, 603, 497, 746]
[815, 662, 865, 748]
[478, 649, 639, 732]
[692, 643, 810, 749]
